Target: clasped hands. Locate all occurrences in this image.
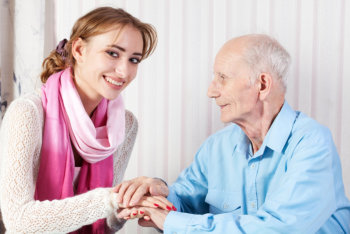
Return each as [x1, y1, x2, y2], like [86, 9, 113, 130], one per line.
[113, 177, 174, 230]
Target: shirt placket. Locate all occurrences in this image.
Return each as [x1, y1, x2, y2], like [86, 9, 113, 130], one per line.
[247, 157, 259, 214]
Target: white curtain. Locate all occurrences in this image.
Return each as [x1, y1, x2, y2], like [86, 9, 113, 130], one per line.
[0, 0, 349, 233]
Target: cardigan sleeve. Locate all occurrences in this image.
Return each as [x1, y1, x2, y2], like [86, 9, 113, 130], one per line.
[107, 109, 138, 232]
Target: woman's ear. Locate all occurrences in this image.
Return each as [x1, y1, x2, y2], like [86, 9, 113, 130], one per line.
[71, 38, 86, 64]
[257, 72, 272, 100]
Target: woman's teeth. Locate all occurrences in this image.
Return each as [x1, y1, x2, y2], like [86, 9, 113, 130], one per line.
[105, 77, 123, 86]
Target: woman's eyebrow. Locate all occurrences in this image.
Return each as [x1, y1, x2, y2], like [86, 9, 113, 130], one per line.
[108, 44, 142, 56]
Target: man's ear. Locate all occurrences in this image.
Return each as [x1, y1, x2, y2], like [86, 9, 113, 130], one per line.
[71, 38, 86, 64]
[257, 72, 272, 100]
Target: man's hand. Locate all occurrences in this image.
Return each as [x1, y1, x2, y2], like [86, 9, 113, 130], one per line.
[114, 176, 169, 207]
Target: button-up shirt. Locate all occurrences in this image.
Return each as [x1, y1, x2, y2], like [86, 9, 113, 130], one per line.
[164, 102, 350, 233]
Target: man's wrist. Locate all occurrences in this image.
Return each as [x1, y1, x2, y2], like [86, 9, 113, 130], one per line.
[153, 177, 168, 187]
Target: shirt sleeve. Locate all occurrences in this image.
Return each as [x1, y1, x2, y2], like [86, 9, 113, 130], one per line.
[167, 142, 210, 215]
[164, 127, 346, 233]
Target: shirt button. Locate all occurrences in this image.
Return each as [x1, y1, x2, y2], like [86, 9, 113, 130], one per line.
[251, 164, 255, 168]
[223, 203, 229, 209]
[251, 202, 256, 208]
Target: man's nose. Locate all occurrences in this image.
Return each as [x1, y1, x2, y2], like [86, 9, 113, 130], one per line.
[207, 80, 220, 98]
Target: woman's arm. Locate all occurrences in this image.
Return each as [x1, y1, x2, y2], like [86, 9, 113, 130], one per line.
[107, 110, 138, 232]
[0, 97, 117, 233]
[112, 110, 138, 187]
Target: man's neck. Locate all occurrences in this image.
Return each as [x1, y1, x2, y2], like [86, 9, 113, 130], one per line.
[236, 99, 284, 154]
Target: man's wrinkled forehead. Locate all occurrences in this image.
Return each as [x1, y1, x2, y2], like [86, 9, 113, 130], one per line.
[214, 44, 246, 74]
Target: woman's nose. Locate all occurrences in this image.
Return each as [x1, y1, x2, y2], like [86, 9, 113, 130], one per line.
[115, 60, 128, 78]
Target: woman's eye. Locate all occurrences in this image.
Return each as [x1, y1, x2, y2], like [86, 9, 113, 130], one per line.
[130, 58, 141, 64]
[107, 51, 118, 58]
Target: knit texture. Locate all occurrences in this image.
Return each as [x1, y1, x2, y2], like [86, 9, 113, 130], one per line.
[0, 90, 137, 233]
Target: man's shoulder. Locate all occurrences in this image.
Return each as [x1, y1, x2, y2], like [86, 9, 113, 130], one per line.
[293, 111, 329, 133]
[293, 111, 332, 140]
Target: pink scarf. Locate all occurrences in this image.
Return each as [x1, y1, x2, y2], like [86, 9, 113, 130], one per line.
[35, 68, 125, 233]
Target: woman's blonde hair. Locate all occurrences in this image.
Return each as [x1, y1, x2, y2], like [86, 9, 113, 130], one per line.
[40, 7, 157, 83]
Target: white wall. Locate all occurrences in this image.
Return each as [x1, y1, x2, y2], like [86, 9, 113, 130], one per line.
[1, 0, 349, 233]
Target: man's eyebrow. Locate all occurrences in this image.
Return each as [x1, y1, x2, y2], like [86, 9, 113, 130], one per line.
[108, 45, 142, 56]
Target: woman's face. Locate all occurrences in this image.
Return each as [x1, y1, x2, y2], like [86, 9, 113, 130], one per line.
[73, 25, 143, 102]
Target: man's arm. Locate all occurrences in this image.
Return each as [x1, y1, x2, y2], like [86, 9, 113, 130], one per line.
[162, 128, 348, 233]
[166, 143, 210, 214]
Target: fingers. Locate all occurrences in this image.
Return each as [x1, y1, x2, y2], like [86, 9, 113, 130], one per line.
[135, 196, 177, 211]
[122, 183, 139, 207]
[138, 218, 156, 228]
[113, 183, 121, 193]
[129, 184, 149, 206]
[115, 180, 131, 203]
[153, 195, 176, 211]
[118, 206, 169, 231]
[116, 207, 132, 219]
[115, 177, 150, 206]
[117, 207, 146, 220]
[138, 207, 169, 230]
[114, 177, 169, 208]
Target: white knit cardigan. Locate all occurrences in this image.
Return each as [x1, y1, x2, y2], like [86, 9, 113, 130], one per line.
[0, 90, 138, 233]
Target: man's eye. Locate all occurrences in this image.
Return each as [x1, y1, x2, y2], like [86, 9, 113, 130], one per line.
[130, 58, 141, 64]
[218, 74, 227, 80]
[107, 51, 118, 58]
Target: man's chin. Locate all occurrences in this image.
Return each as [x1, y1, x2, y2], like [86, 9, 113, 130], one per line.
[220, 116, 232, 124]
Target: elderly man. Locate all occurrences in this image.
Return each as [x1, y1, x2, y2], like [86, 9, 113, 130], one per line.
[116, 34, 350, 233]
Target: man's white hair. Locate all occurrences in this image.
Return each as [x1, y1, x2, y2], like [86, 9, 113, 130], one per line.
[240, 34, 291, 91]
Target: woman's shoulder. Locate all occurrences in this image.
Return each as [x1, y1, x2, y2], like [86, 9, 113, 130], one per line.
[9, 90, 41, 109]
[2, 90, 43, 126]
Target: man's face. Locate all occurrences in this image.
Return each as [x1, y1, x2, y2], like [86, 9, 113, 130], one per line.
[207, 45, 260, 123]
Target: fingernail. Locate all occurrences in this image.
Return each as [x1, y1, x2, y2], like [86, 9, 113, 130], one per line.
[166, 206, 172, 211]
[172, 206, 177, 211]
[139, 211, 144, 214]
[154, 203, 159, 207]
[133, 212, 137, 216]
[124, 217, 130, 220]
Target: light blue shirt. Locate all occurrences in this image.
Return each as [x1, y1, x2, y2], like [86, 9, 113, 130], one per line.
[164, 102, 350, 233]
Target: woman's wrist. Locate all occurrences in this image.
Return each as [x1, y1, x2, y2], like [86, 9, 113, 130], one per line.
[109, 189, 119, 210]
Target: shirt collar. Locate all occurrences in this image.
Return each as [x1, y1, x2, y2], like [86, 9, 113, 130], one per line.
[257, 101, 297, 155]
[231, 101, 297, 157]
[234, 129, 251, 156]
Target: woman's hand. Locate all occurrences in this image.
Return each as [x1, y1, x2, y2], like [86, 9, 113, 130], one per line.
[117, 206, 170, 231]
[118, 195, 176, 212]
[114, 176, 169, 207]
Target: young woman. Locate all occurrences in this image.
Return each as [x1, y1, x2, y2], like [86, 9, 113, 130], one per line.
[0, 7, 167, 233]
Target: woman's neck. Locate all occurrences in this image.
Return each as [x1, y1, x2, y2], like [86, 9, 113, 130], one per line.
[73, 69, 102, 116]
